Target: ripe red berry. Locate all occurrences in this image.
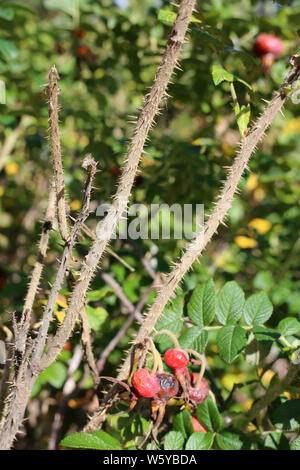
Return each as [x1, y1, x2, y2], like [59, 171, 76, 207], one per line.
[77, 45, 90, 57]
[191, 416, 208, 433]
[253, 34, 283, 59]
[188, 373, 210, 404]
[156, 373, 179, 400]
[164, 349, 188, 369]
[131, 369, 159, 398]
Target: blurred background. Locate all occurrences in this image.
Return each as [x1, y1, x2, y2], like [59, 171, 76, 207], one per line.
[0, 0, 299, 449]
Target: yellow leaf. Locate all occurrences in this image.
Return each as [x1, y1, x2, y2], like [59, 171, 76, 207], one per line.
[282, 117, 300, 136]
[234, 236, 258, 249]
[192, 137, 202, 146]
[248, 218, 271, 235]
[246, 173, 258, 191]
[5, 162, 19, 175]
[56, 294, 68, 309]
[253, 187, 265, 201]
[70, 200, 81, 211]
[55, 311, 65, 323]
[242, 398, 254, 412]
[0, 186, 4, 197]
[221, 143, 235, 156]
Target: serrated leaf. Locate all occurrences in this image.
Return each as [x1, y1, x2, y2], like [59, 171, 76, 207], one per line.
[217, 325, 247, 363]
[272, 400, 300, 430]
[278, 317, 300, 336]
[179, 326, 208, 354]
[187, 280, 216, 326]
[244, 291, 273, 325]
[185, 431, 214, 450]
[163, 431, 184, 450]
[215, 432, 243, 450]
[216, 281, 245, 325]
[60, 430, 121, 450]
[212, 65, 234, 86]
[173, 409, 194, 439]
[196, 396, 223, 432]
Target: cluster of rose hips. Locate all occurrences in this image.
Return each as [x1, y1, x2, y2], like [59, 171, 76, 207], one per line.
[100, 330, 211, 445]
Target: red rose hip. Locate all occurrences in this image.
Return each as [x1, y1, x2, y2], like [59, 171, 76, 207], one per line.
[253, 34, 283, 58]
[189, 373, 210, 404]
[164, 349, 188, 369]
[156, 373, 179, 400]
[191, 416, 208, 433]
[131, 369, 159, 398]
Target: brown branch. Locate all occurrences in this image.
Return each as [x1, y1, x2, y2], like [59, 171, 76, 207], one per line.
[80, 309, 99, 387]
[47, 66, 69, 242]
[84, 54, 300, 432]
[39, 0, 197, 372]
[0, 116, 30, 172]
[14, 178, 56, 360]
[34, 155, 97, 368]
[0, 156, 97, 450]
[96, 283, 156, 375]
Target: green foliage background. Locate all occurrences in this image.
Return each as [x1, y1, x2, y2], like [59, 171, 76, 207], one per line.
[0, 0, 299, 450]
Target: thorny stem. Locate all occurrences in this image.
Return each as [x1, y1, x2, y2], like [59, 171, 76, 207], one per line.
[40, 0, 198, 372]
[47, 66, 69, 242]
[85, 54, 300, 432]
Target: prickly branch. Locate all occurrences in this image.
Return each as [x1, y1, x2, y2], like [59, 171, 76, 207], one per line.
[84, 54, 300, 432]
[40, 0, 197, 371]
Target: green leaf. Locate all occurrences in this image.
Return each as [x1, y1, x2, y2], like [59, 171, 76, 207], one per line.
[278, 317, 300, 336]
[187, 279, 216, 326]
[179, 326, 208, 354]
[264, 431, 290, 450]
[0, 39, 19, 61]
[40, 361, 67, 389]
[236, 104, 251, 139]
[155, 296, 184, 348]
[163, 431, 184, 450]
[185, 431, 214, 450]
[86, 287, 113, 301]
[253, 326, 280, 343]
[217, 325, 247, 363]
[196, 396, 223, 432]
[215, 432, 243, 450]
[212, 65, 234, 86]
[158, 9, 202, 26]
[85, 306, 108, 331]
[60, 430, 121, 450]
[244, 291, 273, 325]
[216, 281, 245, 325]
[290, 435, 300, 450]
[272, 400, 300, 430]
[173, 409, 194, 439]
[158, 9, 177, 25]
[0, 6, 14, 20]
[244, 332, 271, 366]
